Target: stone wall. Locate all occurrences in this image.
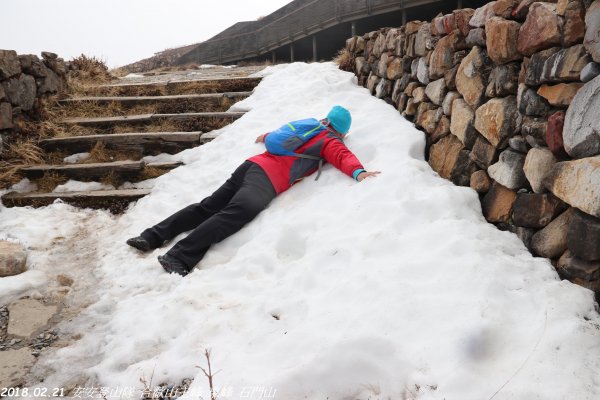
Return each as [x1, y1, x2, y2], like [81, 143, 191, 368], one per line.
[343, 0, 600, 298]
[0, 50, 69, 147]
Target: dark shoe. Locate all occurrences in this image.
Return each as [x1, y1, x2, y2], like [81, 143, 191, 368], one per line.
[126, 236, 152, 252]
[158, 254, 190, 276]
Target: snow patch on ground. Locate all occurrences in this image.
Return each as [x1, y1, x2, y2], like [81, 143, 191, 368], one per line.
[53, 181, 115, 193]
[0, 62, 599, 400]
[63, 152, 90, 164]
[8, 178, 37, 193]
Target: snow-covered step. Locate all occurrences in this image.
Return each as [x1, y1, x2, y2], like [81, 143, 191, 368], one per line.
[39, 131, 205, 154]
[62, 112, 245, 128]
[1, 188, 151, 212]
[20, 161, 182, 181]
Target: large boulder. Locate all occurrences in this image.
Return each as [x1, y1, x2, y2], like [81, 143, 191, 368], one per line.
[474, 96, 519, 148]
[0, 50, 22, 79]
[543, 156, 600, 217]
[537, 83, 583, 107]
[456, 46, 491, 109]
[485, 17, 522, 65]
[486, 63, 520, 97]
[531, 208, 575, 258]
[450, 98, 477, 148]
[482, 182, 517, 223]
[488, 149, 528, 190]
[567, 210, 600, 261]
[0, 241, 27, 277]
[523, 147, 557, 193]
[584, 0, 600, 63]
[517, 2, 562, 56]
[429, 31, 466, 79]
[562, 75, 600, 158]
[512, 193, 565, 228]
[1, 74, 37, 111]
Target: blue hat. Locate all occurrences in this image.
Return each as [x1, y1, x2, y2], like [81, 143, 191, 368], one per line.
[326, 105, 352, 134]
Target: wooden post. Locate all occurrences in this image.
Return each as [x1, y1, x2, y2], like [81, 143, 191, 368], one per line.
[272, 51, 276, 64]
[351, 21, 356, 37]
[312, 35, 318, 62]
[290, 43, 295, 62]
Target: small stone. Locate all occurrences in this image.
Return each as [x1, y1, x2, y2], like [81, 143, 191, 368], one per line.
[567, 209, 600, 261]
[562, 75, 600, 158]
[450, 98, 477, 148]
[485, 17, 522, 65]
[521, 116, 548, 147]
[377, 53, 391, 77]
[488, 149, 528, 190]
[429, 31, 466, 79]
[0, 102, 13, 130]
[415, 23, 434, 57]
[431, 115, 451, 143]
[405, 98, 417, 116]
[428, 134, 464, 179]
[41, 51, 58, 60]
[404, 81, 420, 97]
[375, 78, 392, 99]
[8, 299, 57, 337]
[386, 57, 403, 80]
[410, 58, 419, 80]
[546, 111, 567, 158]
[454, 9, 476, 36]
[531, 208, 575, 258]
[0, 241, 26, 277]
[466, 28, 487, 48]
[580, 62, 600, 83]
[512, 193, 565, 228]
[456, 46, 491, 108]
[367, 73, 381, 94]
[509, 136, 529, 153]
[413, 86, 427, 103]
[355, 57, 368, 75]
[37, 69, 62, 94]
[450, 150, 478, 186]
[523, 147, 557, 193]
[424, 78, 447, 106]
[470, 135, 499, 169]
[0, 50, 22, 79]
[470, 2, 498, 28]
[537, 83, 583, 107]
[56, 274, 74, 286]
[493, 0, 521, 18]
[557, 250, 600, 282]
[470, 170, 492, 193]
[392, 75, 410, 104]
[486, 62, 520, 97]
[444, 65, 459, 90]
[517, 84, 551, 117]
[540, 44, 592, 83]
[474, 96, 519, 148]
[442, 91, 460, 116]
[525, 47, 561, 86]
[482, 181, 518, 223]
[517, 2, 562, 56]
[417, 106, 443, 135]
[584, 0, 600, 63]
[417, 57, 430, 85]
[543, 156, 600, 218]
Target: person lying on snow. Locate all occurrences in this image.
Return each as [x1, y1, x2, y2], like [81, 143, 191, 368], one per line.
[126, 105, 380, 276]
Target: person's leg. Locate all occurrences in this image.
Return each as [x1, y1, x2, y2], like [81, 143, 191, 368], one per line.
[139, 161, 254, 248]
[166, 163, 276, 268]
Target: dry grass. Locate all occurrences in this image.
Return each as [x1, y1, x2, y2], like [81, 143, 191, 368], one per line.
[35, 171, 68, 193]
[140, 166, 166, 180]
[333, 48, 355, 72]
[85, 142, 141, 163]
[69, 55, 114, 84]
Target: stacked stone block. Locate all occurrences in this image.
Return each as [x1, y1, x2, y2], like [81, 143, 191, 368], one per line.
[343, 0, 600, 297]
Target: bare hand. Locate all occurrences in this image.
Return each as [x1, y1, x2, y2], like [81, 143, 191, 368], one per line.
[255, 134, 266, 143]
[357, 171, 381, 182]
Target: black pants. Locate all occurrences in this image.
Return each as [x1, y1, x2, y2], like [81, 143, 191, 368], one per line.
[140, 161, 276, 269]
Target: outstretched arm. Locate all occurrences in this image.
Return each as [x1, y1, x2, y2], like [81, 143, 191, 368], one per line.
[322, 138, 380, 182]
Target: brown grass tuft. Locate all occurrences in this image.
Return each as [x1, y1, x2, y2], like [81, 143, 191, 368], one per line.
[70, 55, 114, 83]
[87, 142, 112, 163]
[333, 48, 355, 72]
[36, 172, 68, 193]
[5, 140, 45, 165]
[140, 166, 166, 180]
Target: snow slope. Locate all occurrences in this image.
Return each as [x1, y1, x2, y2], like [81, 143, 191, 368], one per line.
[1, 62, 599, 399]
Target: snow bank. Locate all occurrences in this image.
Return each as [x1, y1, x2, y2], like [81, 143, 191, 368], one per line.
[1, 63, 599, 399]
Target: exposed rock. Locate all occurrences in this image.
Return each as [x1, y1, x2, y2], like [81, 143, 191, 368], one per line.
[444, 65, 459, 90]
[415, 23, 434, 57]
[372, 32, 387, 58]
[531, 208, 575, 258]
[517, 2, 562, 56]
[546, 111, 567, 157]
[416, 102, 436, 124]
[18, 54, 48, 78]
[413, 86, 428, 103]
[525, 47, 561, 86]
[431, 14, 447, 36]
[470, 2, 498, 28]
[513, 0, 559, 20]
[488, 149, 528, 189]
[411, 58, 419, 80]
[584, 0, 600, 62]
[512, 193, 564, 228]
[417, 57, 430, 85]
[522, 116, 548, 147]
[562, 0, 586, 47]
[442, 91, 461, 116]
[482, 181, 518, 223]
[417, 106, 443, 134]
[518, 84, 551, 117]
[470, 135, 499, 169]
[346, 36, 357, 52]
[378, 53, 391, 77]
[2, 74, 37, 111]
[355, 57, 369, 75]
[524, 147, 557, 193]
[405, 98, 417, 116]
[429, 134, 464, 179]
[485, 17, 522, 65]
[558, 251, 600, 286]
[356, 36, 366, 54]
[493, 0, 521, 18]
[429, 31, 466, 79]
[397, 93, 409, 112]
[375, 78, 392, 99]
[537, 83, 583, 106]
[0, 102, 13, 130]
[425, 78, 447, 105]
[404, 81, 420, 96]
[450, 98, 477, 148]
[8, 299, 57, 337]
[474, 96, 519, 148]
[581, 62, 600, 82]
[543, 156, 600, 217]
[466, 28, 487, 48]
[567, 209, 600, 261]
[563, 75, 600, 158]
[540, 44, 592, 83]
[0, 241, 26, 277]
[386, 57, 403, 80]
[456, 46, 491, 108]
[454, 9, 476, 36]
[37, 69, 62, 94]
[509, 136, 530, 153]
[401, 56, 413, 73]
[0, 348, 36, 388]
[392, 75, 411, 104]
[431, 115, 451, 143]
[486, 63, 520, 97]
[471, 170, 492, 193]
[367, 73, 381, 94]
[0, 50, 22, 79]
[385, 28, 401, 52]
[450, 150, 478, 186]
[41, 51, 58, 60]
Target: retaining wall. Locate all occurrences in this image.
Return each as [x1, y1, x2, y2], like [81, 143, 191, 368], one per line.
[342, 0, 600, 299]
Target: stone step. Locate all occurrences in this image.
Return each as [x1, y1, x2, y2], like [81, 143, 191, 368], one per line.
[39, 131, 205, 154]
[58, 91, 252, 106]
[86, 77, 262, 96]
[1, 189, 151, 213]
[62, 112, 245, 128]
[20, 160, 182, 181]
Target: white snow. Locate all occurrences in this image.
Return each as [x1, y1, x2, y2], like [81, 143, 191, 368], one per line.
[7, 178, 37, 193]
[63, 152, 90, 164]
[1, 62, 599, 400]
[53, 180, 115, 193]
[121, 73, 145, 79]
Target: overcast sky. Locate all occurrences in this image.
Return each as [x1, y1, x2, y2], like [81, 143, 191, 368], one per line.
[2, 0, 292, 68]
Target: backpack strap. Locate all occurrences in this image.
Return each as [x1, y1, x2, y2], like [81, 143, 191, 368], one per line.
[291, 120, 337, 181]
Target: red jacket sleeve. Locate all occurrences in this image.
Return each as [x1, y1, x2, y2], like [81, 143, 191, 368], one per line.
[321, 137, 365, 179]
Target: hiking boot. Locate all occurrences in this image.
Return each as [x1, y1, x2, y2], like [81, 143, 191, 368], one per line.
[158, 254, 190, 276]
[126, 236, 153, 252]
